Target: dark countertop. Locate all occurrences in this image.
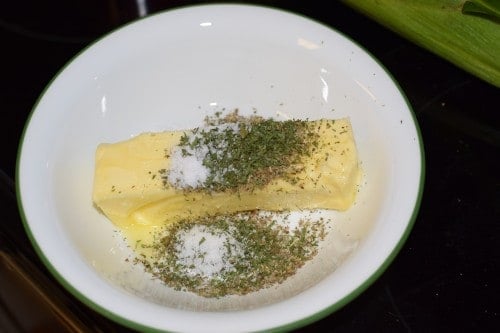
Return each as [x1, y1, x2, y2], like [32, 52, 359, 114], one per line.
[1, 1, 498, 332]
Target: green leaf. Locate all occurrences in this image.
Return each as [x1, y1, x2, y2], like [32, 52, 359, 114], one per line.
[462, 0, 500, 20]
[341, 0, 500, 88]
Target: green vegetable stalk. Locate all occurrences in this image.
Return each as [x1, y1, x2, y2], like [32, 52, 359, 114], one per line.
[341, 0, 500, 88]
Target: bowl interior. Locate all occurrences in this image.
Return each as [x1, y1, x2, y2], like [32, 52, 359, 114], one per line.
[17, 4, 422, 332]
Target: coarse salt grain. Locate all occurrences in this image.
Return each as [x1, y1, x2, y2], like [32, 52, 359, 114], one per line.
[174, 224, 243, 279]
[167, 123, 240, 189]
[167, 145, 209, 188]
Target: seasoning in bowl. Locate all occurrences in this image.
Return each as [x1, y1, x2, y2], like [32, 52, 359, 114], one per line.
[92, 110, 362, 296]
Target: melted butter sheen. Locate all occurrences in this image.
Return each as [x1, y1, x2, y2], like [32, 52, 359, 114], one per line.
[92, 118, 361, 246]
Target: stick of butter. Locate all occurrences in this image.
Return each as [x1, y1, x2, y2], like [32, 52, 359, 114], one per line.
[92, 117, 361, 230]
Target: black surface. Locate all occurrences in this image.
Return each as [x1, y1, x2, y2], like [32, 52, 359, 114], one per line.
[1, 1, 499, 332]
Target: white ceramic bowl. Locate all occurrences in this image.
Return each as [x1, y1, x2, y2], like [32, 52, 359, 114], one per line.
[17, 4, 424, 332]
